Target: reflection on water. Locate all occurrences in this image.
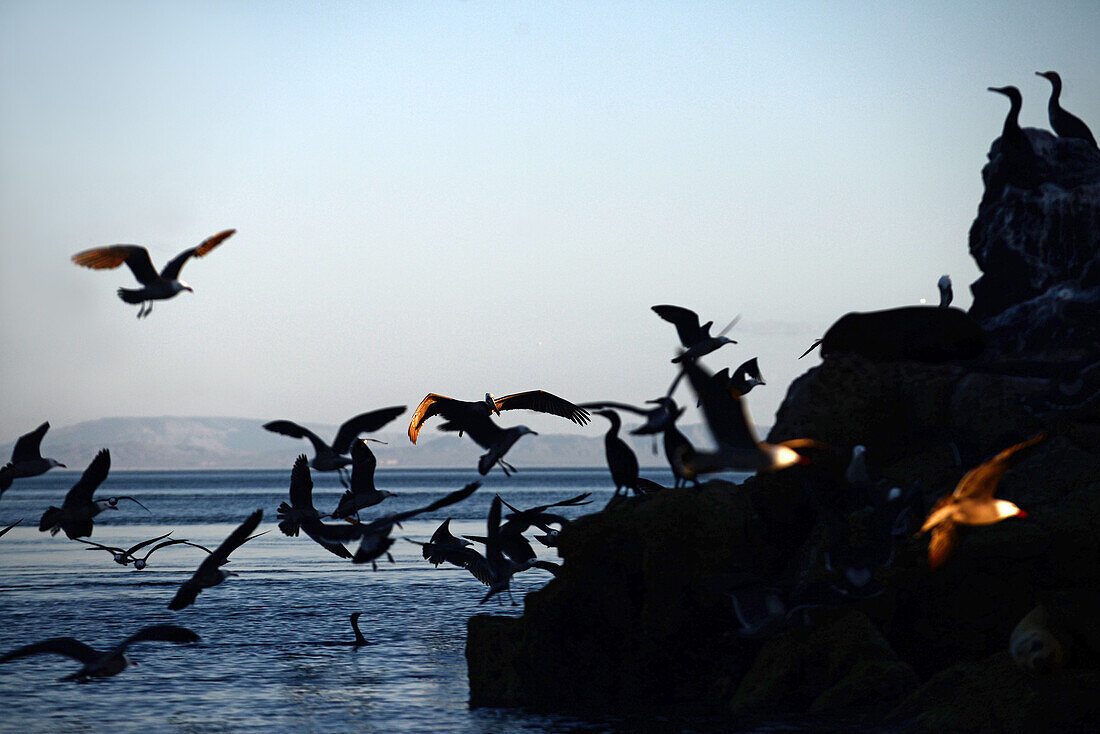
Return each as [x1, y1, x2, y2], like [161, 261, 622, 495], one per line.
[0, 467, 785, 733]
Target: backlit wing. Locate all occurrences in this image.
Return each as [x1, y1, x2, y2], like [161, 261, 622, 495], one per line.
[494, 390, 590, 425]
[72, 245, 159, 285]
[160, 229, 235, 281]
[408, 394, 456, 443]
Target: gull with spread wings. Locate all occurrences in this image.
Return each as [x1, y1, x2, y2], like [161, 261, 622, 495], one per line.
[168, 508, 265, 610]
[38, 449, 149, 539]
[264, 406, 406, 487]
[0, 421, 65, 496]
[407, 390, 589, 476]
[71, 229, 235, 318]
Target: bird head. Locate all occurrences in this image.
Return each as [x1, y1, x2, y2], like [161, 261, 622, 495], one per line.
[484, 393, 501, 416]
[49, 459, 66, 469]
[133, 559, 147, 570]
[176, 280, 194, 293]
[987, 85, 1022, 104]
[1035, 70, 1060, 85]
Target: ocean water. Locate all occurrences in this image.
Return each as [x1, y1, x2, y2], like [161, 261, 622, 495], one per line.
[0, 465, 795, 734]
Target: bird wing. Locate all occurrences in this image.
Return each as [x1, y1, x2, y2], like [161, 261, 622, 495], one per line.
[0, 519, 21, 538]
[63, 449, 111, 509]
[115, 624, 201, 652]
[579, 401, 650, 415]
[347, 439, 379, 495]
[72, 245, 160, 285]
[386, 482, 482, 527]
[952, 434, 1047, 501]
[74, 538, 122, 554]
[299, 519, 354, 559]
[0, 637, 101, 665]
[159, 229, 235, 281]
[493, 390, 590, 425]
[484, 495, 505, 575]
[288, 455, 316, 511]
[207, 508, 264, 566]
[408, 394, 461, 443]
[927, 521, 957, 570]
[263, 421, 329, 455]
[125, 532, 173, 555]
[332, 406, 406, 455]
[652, 305, 703, 345]
[11, 422, 49, 462]
[681, 360, 759, 450]
[141, 538, 198, 560]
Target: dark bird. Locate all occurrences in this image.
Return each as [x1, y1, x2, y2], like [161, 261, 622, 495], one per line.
[499, 492, 592, 547]
[408, 391, 589, 476]
[264, 406, 406, 487]
[988, 85, 1040, 189]
[71, 229, 235, 318]
[937, 275, 953, 308]
[331, 439, 396, 520]
[593, 409, 640, 496]
[38, 449, 146, 539]
[276, 455, 358, 559]
[580, 398, 682, 436]
[0, 519, 20, 538]
[473, 495, 561, 605]
[169, 508, 264, 610]
[1, 422, 65, 495]
[76, 533, 211, 570]
[652, 305, 738, 363]
[0, 624, 200, 681]
[702, 358, 766, 404]
[1036, 71, 1097, 147]
[349, 612, 370, 646]
[681, 357, 823, 475]
[351, 481, 482, 569]
[416, 518, 474, 567]
[920, 434, 1046, 569]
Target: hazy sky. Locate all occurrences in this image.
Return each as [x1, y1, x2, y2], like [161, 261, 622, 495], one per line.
[2, 1, 1098, 443]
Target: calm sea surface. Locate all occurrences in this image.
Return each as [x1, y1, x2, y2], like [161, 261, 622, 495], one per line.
[0, 465, 834, 734]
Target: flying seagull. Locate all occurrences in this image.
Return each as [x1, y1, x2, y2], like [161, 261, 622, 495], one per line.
[351, 481, 482, 569]
[276, 455, 360, 559]
[331, 439, 397, 520]
[0, 624, 200, 681]
[408, 391, 589, 476]
[410, 518, 474, 568]
[76, 533, 211, 570]
[38, 449, 148, 539]
[264, 406, 406, 487]
[169, 508, 264, 610]
[680, 357, 823, 475]
[71, 229, 235, 318]
[920, 433, 1046, 569]
[1, 421, 66, 495]
[652, 305, 739, 363]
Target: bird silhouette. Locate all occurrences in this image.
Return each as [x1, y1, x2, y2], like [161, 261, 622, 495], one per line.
[38, 449, 147, 539]
[652, 305, 739, 363]
[276, 455, 359, 559]
[331, 439, 397, 520]
[0, 422, 65, 495]
[71, 229, 234, 318]
[169, 508, 265, 610]
[1036, 71, 1097, 147]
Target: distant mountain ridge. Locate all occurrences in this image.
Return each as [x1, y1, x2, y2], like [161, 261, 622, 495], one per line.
[0, 415, 770, 471]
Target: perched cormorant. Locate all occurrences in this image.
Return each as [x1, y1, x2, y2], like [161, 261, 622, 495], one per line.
[38, 449, 147, 539]
[408, 391, 588, 476]
[71, 229, 235, 318]
[331, 439, 396, 520]
[988, 85, 1040, 189]
[169, 508, 264, 610]
[937, 275, 953, 308]
[1036, 71, 1097, 148]
[0, 625, 200, 681]
[920, 433, 1046, 569]
[652, 305, 738, 363]
[593, 409, 640, 496]
[276, 456, 360, 559]
[264, 406, 406, 487]
[0, 422, 65, 495]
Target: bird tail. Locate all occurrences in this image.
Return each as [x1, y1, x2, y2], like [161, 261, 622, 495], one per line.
[0, 464, 12, 493]
[117, 287, 144, 304]
[275, 502, 300, 536]
[38, 506, 62, 535]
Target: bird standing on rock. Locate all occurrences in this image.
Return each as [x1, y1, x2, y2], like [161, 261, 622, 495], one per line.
[1036, 71, 1097, 148]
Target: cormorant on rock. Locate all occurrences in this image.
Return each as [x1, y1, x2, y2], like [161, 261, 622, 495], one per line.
[1036, 71, 1097, 148]
[988, 85, 1040, 189]
[593, 409, 640, 497]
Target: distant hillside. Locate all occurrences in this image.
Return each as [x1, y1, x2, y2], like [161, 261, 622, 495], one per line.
[1, 416, 770, 471]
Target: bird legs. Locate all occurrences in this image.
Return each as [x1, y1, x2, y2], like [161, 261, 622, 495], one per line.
[497, 459, 518, 477]
[136, 301, 153, 319]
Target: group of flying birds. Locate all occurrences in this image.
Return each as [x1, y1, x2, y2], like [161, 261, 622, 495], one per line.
[2, 71, 1078, 681]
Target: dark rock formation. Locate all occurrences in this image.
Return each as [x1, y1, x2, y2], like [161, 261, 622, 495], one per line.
[814, 307, 985, 363]
[466, 126, 1100, 729]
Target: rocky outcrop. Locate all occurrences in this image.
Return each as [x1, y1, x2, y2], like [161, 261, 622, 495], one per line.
[466, 128, 1100, 728]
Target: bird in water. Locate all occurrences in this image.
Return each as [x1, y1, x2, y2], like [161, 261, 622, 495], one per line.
[920, 433, 1046, 569]
[348, 613, 370, 647]
[1036, 71, 1097, 148]
[0, 624, 200, 681]
[169, 508, 265, 610]
[76, 533, 211, 570]
[38, 449, 149, 539]
[351, 481, 482, 569]
[264, 406, 406, 487]
[0, 422, 66, 496]
[71, 229, 235, 318]
[408, 391, 589, 476]
[276, 455, 360, 559]
[680, 356, 823, 475]
[331, 439, 397, 520]
[592, 409, 640, 497]
[987, 85, 1040, 189]
[652, 305, 739, 363]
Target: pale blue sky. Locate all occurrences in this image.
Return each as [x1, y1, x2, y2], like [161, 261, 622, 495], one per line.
[2, 1, 1098, 441]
